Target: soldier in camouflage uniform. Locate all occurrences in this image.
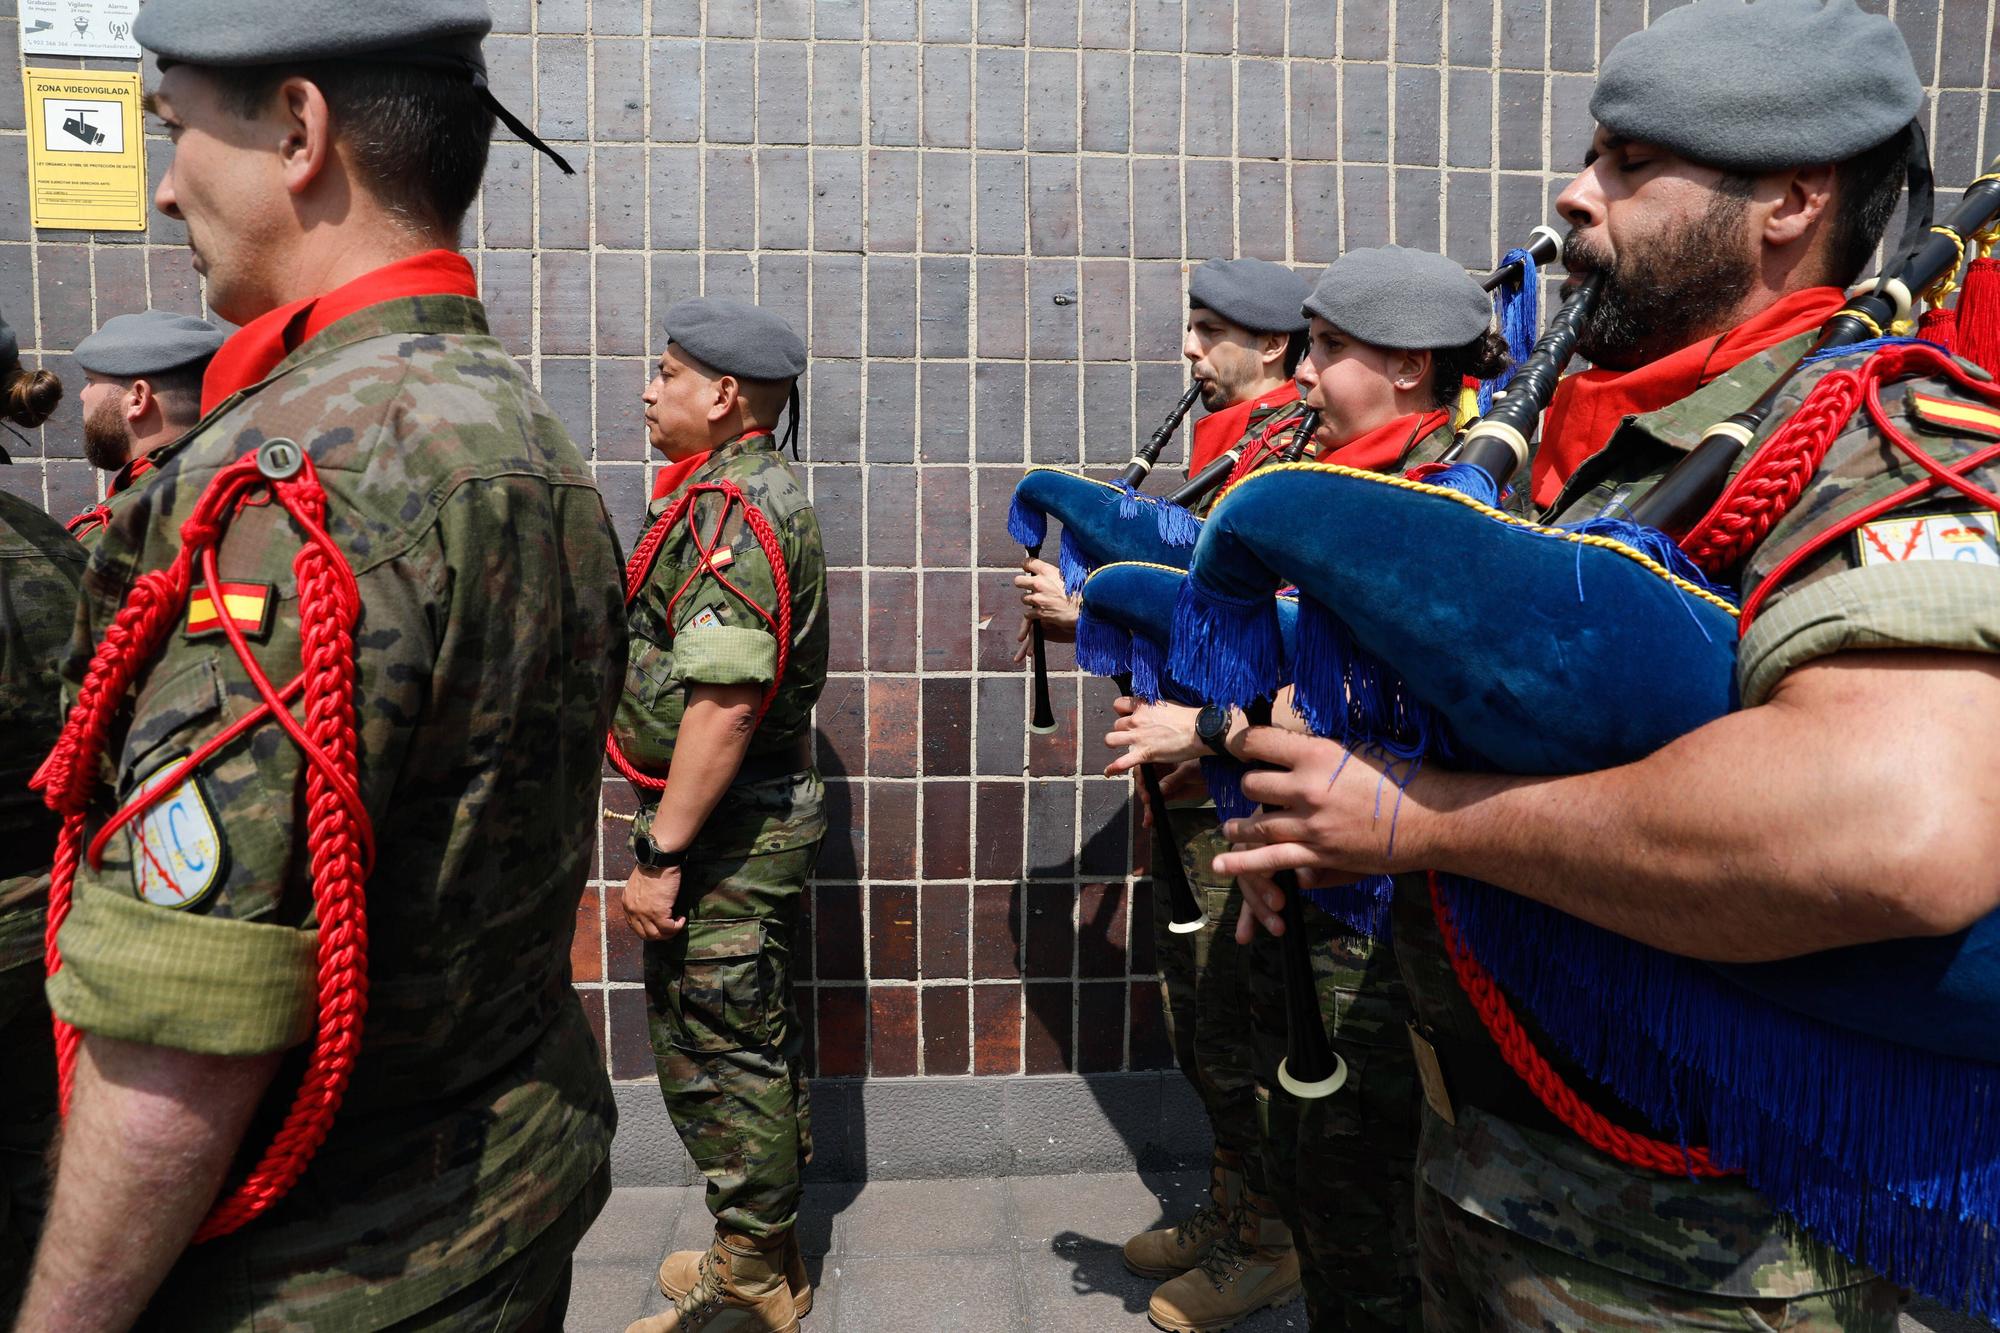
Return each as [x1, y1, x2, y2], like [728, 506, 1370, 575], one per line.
[1210, 4, 1985, 1330]
[1020, 260, 1311, 1323]
[1112, 248, 1506, 1333]
[65, 311, 224, 548]
[14, 5, 625, 1330]
[0, 315, 84, 1327]
[615, 297, 828, 1333]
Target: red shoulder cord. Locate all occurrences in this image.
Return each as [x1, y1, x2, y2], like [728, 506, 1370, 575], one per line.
[1428, 872, 1732, 1176]
[1681, 340, 2000, 624]
[1215, 410, 1308, 497]
[605, 479, 793, 792]
[65, 503, 111, 540]
[1432, 341, 2000, 1178]
[31, 447, 373, 1242]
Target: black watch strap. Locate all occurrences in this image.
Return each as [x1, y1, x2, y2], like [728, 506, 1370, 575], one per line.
[633, 827, 688, 870]
[1196, 703, 1234, 760]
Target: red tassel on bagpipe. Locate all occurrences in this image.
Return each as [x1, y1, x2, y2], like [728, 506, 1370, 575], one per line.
[1955, 253, 2000, 375]
[32, 447, 373, 1241]
[1918, 299, 1959, 354]
[606, 480, 794, 792]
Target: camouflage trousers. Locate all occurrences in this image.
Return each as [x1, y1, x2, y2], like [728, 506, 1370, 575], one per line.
[1247, 908, 1422, 1333]
[1151, 803, 1262, 1180]
[645, 836, 820, 1239]
[0, 955, 55, 1327]
[1414, 1179, 1904, 1332]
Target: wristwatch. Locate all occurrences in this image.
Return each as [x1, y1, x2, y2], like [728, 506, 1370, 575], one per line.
[633, 826, 689, 871]
[1195, 702, 1234, 759]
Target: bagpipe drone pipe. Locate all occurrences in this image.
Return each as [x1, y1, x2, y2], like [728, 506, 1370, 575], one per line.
[1076, 560, 1345, 1098]
[1169, 184, 2000, 1316]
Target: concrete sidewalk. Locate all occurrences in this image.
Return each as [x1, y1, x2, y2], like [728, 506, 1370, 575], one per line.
[564, 1173, 1992, 1333]
[565, 1170, 1304, 1332]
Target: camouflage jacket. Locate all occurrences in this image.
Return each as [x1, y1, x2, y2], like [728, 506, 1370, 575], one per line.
[1401, 331, 2000, 1295]
[613, 431, 829, 853]
[48, 294, 626, 1328]
[0, 488, 85, 974]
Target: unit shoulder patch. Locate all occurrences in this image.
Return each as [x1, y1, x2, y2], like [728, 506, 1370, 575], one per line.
[129, 758, 227, 909]
[1854, 510, 2000, 569]
[1907, 390, 2000, 443]
[185, 580, 276, 641]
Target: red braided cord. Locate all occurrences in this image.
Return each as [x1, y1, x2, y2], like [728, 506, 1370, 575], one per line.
[606, 480, 794, 792]
[1677, 342, 1991, 574]
[1214, 411, 1305, 499]
[1427, 872, 1734, 1177]
[65, 503, 111, 540]
[34, 451, 372, 1241]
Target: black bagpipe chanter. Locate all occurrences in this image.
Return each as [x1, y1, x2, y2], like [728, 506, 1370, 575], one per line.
[1170, 160, 2000, 1318]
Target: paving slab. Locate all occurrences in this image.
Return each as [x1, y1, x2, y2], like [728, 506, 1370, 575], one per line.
[566, 1260, 652, 1332]
[829, 1252, 1021, 1333]
[1016, 1240, 1305, 1333]
[824, 1174, 1012, 1256]
[1009, 1168, 1206, 1250]
[574, 1186, 696, 1267]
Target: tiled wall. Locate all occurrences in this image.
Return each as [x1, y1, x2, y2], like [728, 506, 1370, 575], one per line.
[6, 0, 1997, 1087]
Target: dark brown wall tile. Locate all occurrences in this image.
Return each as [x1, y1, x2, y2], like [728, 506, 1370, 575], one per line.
[870, 986, 920, 1076]
[922, 985, 971, 1074]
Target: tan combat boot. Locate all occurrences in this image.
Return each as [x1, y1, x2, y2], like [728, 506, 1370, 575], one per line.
[659, 1228, 812, 1317]
[623, 1230, 798, 1333]
[1122, 1156, 1245, 1279]
[1145, 1192, 1300, 1333]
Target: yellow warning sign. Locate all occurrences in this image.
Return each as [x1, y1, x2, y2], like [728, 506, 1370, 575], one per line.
[24, 68, 147, 232]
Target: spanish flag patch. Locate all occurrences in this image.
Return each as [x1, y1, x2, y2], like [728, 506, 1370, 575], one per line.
[1908, 390, 2000, 443]
[185, 581, 276, 641]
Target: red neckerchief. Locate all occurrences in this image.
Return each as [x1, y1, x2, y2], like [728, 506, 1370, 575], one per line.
[1532, 285, 1847, 508]
[650, 451, 711, 502]
[1322, 408, 1453, 473]
[200, 250, 480, 415]
[649, 430, 772, 502]
[112, 453, 155, 495]
[1187, 380, 1302, 475]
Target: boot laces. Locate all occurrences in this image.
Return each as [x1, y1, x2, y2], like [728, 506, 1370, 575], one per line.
[1198, 1227, 1253, 1292]
[676, 1250, 726, 1325]
[1173, 1200, 1226, 1246]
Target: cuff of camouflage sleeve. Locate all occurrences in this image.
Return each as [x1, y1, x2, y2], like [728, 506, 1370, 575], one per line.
[670, 626, 778, 686]
[1738, 562, 2000, 707]
[48, 882, 316, 1056]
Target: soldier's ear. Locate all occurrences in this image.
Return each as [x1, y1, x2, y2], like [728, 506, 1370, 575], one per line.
[708, 373, 741, 425]
[1260, 330, 1290, 370]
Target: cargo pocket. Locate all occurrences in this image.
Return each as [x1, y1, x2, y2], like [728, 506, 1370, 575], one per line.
[669, 916, 770, 1053]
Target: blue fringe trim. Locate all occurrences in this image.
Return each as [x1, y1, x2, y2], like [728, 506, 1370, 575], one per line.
[1169, 578, 1286, 711]
[1478, 247, 1540, 415]
[1072, 606, 1132, 678]
[1302, 877, 1394, 938]
[1200, 754, 1256, 825]
[1802, 334, 1930, 365]
[1154, 498, 1204, 548]
[1007, 492, 1048, 549]
[1291, 600, 1443, 762]
[1562, 514, 1737, 602]
[1129, 634, 1168, 703]
[1114, 480, 1147, 520]
[1440, 874, 2000, 1322]
[1058, 527, 1091, 596]
[1416, 462, 1502, 507]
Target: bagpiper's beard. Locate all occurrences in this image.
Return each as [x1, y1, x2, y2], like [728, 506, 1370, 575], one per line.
[1564, 191, 1758, 371]
[83, 394, 131, 473]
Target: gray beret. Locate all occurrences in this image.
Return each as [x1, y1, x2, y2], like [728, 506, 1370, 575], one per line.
[664, 298, 807, 383]
[136, 0, 490, 68]
[1188, 258, 1311, 335]
[1593, 0, 1922, 173]
[74, 312, 226, 379]
[1303, 246, 1492, 350]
